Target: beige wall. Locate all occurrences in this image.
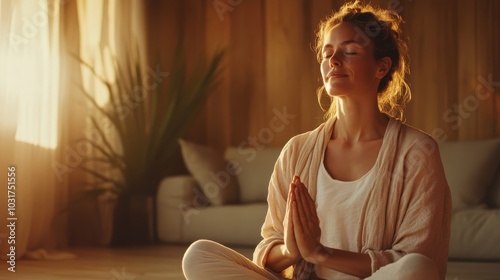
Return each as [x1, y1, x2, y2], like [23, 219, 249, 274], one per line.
[145, 0, 500, 150]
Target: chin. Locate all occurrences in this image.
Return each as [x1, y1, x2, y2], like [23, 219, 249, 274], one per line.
[325, 87, 348, 97]
[325, 81, 351, 95]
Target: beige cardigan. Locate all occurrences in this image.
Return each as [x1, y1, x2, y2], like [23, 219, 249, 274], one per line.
[253, 117, 452, 280]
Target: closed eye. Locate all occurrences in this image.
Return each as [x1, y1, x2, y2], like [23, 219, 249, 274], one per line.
[323, 50, 357, 59]
[322, 51, 333, 59]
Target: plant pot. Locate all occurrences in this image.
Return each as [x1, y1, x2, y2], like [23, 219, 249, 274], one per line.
[98, 191, 118, 246]
[110, 193, 155, 247]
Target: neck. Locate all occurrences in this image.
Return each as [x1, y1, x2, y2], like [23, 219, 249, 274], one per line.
[332, 96, 388, 144]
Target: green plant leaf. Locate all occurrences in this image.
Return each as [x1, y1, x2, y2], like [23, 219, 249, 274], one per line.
[74, 45, 224, 196]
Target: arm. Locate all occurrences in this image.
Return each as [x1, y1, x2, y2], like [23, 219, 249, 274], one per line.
[266, 177, 301, 272]
[266, 244, 300, 273]
[253, 143, 302, 275]
[362, 136, 452, 278]
[311, 248, 371, 278]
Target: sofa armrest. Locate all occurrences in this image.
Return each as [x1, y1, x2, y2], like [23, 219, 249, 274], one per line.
[157, 175, 208, 243]
[158, 175, 197, 203]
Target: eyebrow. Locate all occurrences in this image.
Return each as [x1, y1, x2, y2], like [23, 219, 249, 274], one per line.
[322, 40, 361, 51]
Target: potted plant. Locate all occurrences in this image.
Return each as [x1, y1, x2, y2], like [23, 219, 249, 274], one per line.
[75, 46, 224, 246]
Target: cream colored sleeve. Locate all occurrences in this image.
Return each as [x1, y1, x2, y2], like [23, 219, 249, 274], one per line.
[252, 139, 297, 269]
[365, 138, 452, 280]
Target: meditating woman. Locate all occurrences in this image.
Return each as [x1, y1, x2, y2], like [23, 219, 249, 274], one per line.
[182, 1, 451, 279]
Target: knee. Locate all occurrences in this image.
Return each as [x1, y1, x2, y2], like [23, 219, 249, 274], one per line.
[400, 253, 436, 270]
[182, 239, 214, 268]
[186, 239, 216, 255]
[397, 253, 439, 280]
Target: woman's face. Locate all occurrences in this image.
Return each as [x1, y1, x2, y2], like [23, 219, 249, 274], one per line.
[320, 22, 387, 98]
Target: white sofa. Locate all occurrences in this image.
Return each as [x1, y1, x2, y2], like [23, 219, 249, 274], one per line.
[157, 138, 500, 279]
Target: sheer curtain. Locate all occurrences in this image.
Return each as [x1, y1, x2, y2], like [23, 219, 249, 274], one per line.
[0, 0, 147, 258]
[0, 0, 66, 259]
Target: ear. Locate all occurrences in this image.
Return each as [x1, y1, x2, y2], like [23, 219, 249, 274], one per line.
[376, 57, 392, 79]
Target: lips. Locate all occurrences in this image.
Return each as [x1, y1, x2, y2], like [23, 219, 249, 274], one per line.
[327, 72, 348, 79]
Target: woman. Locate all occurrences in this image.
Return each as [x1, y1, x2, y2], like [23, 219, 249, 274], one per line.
[183, 1, 451, 279]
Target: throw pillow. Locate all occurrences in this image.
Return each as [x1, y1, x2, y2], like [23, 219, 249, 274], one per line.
[179, 139, 239, 206]
[439, 138, 500, 211]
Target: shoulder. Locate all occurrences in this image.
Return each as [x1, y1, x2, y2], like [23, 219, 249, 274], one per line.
[388, 121, 450, 204]
[391, 120, 444, 172]
[280, 120, 330, 158]
[395, 120, 440, 158]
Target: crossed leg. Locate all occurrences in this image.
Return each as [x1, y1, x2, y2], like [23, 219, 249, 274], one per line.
[182, 239, 283, 280]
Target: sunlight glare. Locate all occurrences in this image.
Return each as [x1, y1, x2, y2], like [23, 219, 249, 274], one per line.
[9, 0, 59, 149]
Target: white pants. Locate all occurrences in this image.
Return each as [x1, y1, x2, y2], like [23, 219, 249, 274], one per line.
[182, 240, 440, 280]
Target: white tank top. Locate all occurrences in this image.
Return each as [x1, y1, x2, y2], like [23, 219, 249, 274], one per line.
[315, 157, 376, 279]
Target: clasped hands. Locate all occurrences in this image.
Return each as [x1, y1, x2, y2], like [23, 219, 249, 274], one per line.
[283, 175, 330, 264]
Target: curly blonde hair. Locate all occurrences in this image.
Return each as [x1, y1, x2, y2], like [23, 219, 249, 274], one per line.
[315, 0, 411, 121]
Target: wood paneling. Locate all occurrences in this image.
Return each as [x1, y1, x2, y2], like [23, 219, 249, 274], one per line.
[456, 0, 477, 140]
[495, 0, 500, 136]
[204, 0, 232, 150]
[265, 0, 305, 145]
[145, 0, 500, 149]
[476, 0, 496, 139]
[403, 0, 461, 142]
[229, 0, 265, 146]
[181, 0, 208, 143]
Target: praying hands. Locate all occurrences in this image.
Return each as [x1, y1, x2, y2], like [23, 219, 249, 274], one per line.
[285, 176, 330, 264]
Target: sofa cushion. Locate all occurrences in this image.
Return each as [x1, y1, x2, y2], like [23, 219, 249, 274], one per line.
[224, 147, 282, 203]
[489, 169, 500, 208]
[449, 207, 500, 260]
[447, 261, 500, 280]
[182, 203, 268, 246]
[179, 139, 239, 206]
[438, 138, 500, 211]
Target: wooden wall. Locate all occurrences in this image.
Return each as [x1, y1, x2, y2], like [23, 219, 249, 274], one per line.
[145, 0, 500, 151]
[404, 0, 500, 142]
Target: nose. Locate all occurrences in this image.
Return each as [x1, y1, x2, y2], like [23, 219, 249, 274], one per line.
[329, 52, 341, 68]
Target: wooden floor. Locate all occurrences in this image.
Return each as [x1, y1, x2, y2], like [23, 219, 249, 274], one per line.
[1, 245, 253, 280]
[3, 245, 499, 280]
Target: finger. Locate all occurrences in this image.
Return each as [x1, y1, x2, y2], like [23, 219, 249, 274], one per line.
[294, 188, 310, 235]
[287, 182, 294, 216]
[287, 207, 294, 232]
[297, 183, 313, 219]
[287, 199, 294, 238]
[286, 181, 296, 231]
[295, 179, 318, 223]
[289, 176, 300, 202]
[292, 201, 303, 236]
[295, 178, 311, 214]
[300, 182, 318, 221]
[287, 179, 297, 213]
[287, 183, 293, 210]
